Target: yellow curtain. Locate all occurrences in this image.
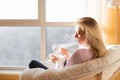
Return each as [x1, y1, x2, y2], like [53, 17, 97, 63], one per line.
[104, 0, 120, 44]
[104, 7, 120, 44]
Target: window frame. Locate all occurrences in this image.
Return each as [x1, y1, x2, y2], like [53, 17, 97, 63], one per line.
[0, 0, 75, 62]
[0, 0, 104, 68]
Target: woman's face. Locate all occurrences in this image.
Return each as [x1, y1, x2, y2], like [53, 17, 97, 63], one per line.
[74, 25, 86, 44]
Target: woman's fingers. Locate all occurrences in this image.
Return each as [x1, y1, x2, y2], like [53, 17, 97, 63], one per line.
[49, 54, 59, 63]
[60, 48, 69, 55]
[60, 48, 69, 59]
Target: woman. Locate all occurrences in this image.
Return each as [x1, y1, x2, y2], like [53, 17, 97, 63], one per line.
[64, 17, 106, 67]
[29, 17, 106, 69]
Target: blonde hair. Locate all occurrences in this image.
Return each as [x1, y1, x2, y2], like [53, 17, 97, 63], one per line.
[76, 17, 106, 57]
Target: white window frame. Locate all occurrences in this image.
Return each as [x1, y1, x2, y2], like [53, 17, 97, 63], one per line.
[0, 0, 75, 61]
[0, 0, 104, 69]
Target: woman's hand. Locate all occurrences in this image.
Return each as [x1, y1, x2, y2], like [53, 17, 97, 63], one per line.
[49, 48, 69, 63]
[49, 54, 59, 63]
[60, 48, 69, 59]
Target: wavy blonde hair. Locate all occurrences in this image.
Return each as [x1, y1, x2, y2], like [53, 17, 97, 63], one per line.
[76, 17, 106, 57]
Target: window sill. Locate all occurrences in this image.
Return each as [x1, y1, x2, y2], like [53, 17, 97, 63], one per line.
[0, 70, 21, 80]
[0, 66, 27, 70]
[0, 66, 27, 80]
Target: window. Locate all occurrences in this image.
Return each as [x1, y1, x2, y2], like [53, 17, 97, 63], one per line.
[0, 0, 38, 19]
[46, 0, 101, 22]
[46, 27, 76, 58]
[46, 0, 87, 22]
[0, 27, 40, 66]
[0, 0, 106, 67]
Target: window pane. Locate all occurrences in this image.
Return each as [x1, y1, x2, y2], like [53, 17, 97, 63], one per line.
[46, 0, 99, 22]
[0, 27, 40, 66]
[0, 0, 38, 19]
[46, 27, 77, 58]
[46, 0, 86, 22]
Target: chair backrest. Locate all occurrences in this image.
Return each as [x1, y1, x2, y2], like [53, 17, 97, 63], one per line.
[101, 45, 120, 80]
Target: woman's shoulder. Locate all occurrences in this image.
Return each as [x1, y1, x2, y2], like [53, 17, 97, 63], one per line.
[71, 49, 84, 58]
[73, 48, 94, 62]
[73, 48, 91, 54]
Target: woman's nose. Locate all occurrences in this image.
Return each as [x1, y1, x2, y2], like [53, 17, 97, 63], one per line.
[74, 33, 77, 38]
